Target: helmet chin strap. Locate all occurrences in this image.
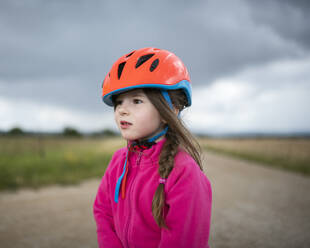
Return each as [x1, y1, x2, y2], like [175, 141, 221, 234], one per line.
[131, 126, 168, 150]
[161, 90, 181, 118]
[114, 90, 178, 203]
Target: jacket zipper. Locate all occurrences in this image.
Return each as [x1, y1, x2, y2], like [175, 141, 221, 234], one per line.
[124, 151, 143, 247]
[136, 151, 142, 165]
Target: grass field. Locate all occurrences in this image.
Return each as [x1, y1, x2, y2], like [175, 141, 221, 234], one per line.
[0, 136, 125, 191]
[0, 136, 309, 191]
[199, 137, 310, 176]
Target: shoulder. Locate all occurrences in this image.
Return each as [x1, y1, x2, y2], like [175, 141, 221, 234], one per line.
[173, 148, 201, 175]
[105, 146, 127, 172]
[166, 149, 202, 184]
[171, 148, 211, 188]
[97, 146, 128, 192]
[112, 146, 127, 159]
[165, 148, 212, 199]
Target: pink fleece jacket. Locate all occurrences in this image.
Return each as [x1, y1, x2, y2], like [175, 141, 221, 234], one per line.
[93, 138, 212, 248]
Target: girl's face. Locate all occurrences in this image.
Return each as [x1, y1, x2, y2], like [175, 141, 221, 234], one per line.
[114, 89, 165, 141]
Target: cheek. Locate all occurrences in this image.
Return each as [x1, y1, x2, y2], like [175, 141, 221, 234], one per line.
[145, 108, 162, 125]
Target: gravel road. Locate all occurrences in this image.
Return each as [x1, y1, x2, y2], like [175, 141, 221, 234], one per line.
[0, 151, 309, 248]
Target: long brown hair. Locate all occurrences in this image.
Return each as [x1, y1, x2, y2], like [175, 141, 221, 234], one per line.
[142, 88, 203, 229]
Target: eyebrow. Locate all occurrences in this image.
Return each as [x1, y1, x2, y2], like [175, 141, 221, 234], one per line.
[131, 93, 144, 97]
[116, 93, 145, 101]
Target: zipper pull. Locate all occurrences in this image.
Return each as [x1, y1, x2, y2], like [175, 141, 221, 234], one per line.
[136, 152, 142, 166]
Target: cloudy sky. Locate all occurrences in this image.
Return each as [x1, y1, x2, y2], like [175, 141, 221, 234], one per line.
[0, 0, 309, 135]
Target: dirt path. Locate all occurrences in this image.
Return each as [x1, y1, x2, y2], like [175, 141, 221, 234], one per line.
[0, 151, 309, 248]
[204, 152, 310, 248]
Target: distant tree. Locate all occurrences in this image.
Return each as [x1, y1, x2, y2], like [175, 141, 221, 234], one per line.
[8, 127, 25, 136]
[101, 129, 118, 137]
[63, 127, 82, 137]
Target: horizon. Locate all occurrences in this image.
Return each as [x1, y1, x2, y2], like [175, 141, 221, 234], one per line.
[1, 126, 310, 138]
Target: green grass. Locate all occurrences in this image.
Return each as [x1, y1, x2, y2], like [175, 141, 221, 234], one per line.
[1, 136, 309, 191]
[199, 138, 310, 176]
[0, 137, 124, 191]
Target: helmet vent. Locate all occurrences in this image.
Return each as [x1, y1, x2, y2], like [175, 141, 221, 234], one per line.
[135, 54, 154, 68]
[150, 59, 159, 72]
[118, 62, 126, 79]
[126, 51, 135, 58]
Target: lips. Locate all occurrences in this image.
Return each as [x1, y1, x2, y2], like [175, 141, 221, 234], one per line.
[120, 120, 132, 128]
[120, 121, 132, 125]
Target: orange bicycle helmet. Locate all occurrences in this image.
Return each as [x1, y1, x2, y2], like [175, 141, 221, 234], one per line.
[101, 47, 192, 107]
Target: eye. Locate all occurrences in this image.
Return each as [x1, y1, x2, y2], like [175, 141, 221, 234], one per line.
[133, 98, 143, 104]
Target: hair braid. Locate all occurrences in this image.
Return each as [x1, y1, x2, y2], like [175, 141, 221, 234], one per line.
[152, 129, 179, 228]
[144, 88, 203, 229]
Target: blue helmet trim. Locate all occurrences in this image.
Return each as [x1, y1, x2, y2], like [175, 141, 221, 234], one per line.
[161, 90, 173, 109]
[103, 80, 192, 107]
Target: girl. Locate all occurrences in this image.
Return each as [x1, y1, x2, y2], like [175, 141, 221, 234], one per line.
[93, 47, 212, 248]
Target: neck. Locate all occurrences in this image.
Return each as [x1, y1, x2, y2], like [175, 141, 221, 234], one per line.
[137, 125, 167, 143]
[128, 126, 168, 150]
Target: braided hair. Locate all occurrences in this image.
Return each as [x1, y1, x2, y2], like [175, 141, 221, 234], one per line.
[143, 88, 203, 229]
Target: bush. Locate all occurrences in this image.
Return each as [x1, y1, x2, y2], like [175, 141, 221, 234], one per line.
[8, 127, 25, 136]
[63, 127, 82, 137]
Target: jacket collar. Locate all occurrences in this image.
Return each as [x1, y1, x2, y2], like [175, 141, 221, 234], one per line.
[128, 138, 167, 167]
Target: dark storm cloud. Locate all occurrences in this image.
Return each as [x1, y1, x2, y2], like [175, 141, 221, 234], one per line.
[0, 0, 309, 114]
[246, 0, 310, 50]
[0, 0, 118, 80]
[0, 0, 202, 81]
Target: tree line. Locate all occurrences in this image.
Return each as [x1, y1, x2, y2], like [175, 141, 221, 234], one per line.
[0, 127, 119, 138]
